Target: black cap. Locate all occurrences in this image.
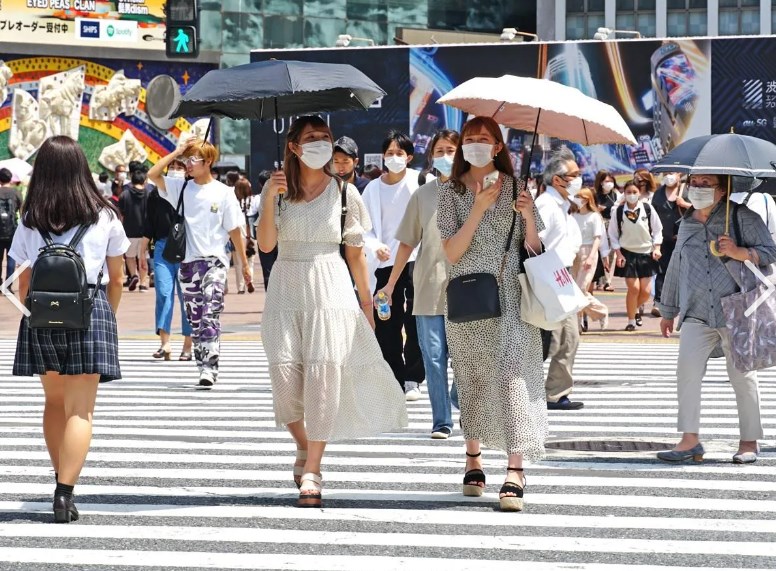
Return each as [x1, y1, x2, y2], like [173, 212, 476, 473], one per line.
[334, 136, 358, 158]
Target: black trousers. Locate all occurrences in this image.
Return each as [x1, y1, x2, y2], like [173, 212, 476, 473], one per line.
[653, 239, 675, 303]
[374, 263, 425, 389]
[258, 246, 278, 291]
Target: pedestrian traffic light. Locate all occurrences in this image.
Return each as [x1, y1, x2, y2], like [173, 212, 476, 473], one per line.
[165, 0, 199, 58]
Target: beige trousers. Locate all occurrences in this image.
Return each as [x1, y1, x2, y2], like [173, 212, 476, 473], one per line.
[545, 313, 579, 402]
[572, 245, 608, 322]
[232, 252, 255, 292]
[676, 321, 764, 440]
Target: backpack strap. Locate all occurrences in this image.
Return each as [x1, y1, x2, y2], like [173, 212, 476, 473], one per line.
[732, 202, 743, 247]
[616, 203, 624, 235]
[743, 191, 753, 206]
[68, 225, 90, 249]
[643, 202, 653, 237]
[38, 228, 55, 247]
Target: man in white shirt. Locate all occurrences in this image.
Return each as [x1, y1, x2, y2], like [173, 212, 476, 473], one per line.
[535, 147, 584, 410]
[148, 139, 249, 388]
[730, 178, 776, 242]
[362, 131, 425, 401]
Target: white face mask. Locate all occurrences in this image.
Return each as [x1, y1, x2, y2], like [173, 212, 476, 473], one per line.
[432, 154, 454, 177]
[565, 176, 583, 197]
[572, 196, 586, 209]
[602, 181, 615, 193]
[298, 141, 333, 170]
[664, 174, 678, 187]
[117, 172, 127, 182]
[462, 143, 494, 168]
[168, 170, 185, 179]
[384, 155, 407, 174]
[688, 186, 716, 210]
[625, 193, 640, 205]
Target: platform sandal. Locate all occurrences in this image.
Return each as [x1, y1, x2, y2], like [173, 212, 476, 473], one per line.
[463, 451, 486, 497]
[293, 449, 307, 489]
[499, 467, 525, 512]
[298, 472, 322, 508]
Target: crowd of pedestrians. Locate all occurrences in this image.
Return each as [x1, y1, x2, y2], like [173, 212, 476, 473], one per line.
[3, 119, 773, 522]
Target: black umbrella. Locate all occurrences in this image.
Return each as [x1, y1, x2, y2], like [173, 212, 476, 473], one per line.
[171, 59, 386, 170]
[651, 132, 776, 256]
[651, 133, 776, 178]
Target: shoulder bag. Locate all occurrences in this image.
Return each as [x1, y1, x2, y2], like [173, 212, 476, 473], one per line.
[446, 178, 518, 324]
[162, 180, 189, 264]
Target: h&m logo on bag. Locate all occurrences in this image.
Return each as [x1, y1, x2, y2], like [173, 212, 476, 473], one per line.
[553, 268, 573, 288]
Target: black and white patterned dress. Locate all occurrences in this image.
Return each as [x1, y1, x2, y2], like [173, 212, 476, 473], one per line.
[437, 175, 548, 460]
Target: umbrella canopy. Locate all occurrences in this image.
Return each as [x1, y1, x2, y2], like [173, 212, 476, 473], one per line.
[436, 75, 636, 145]
[0, 157, 33, 181]
[651, 133, 776, 178]
[172, 60, 386, 120]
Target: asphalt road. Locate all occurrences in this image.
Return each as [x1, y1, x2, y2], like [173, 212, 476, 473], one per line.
[0, 340, 774, 570]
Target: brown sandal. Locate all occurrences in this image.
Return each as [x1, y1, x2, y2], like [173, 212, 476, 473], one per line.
[179, 352, 193, 361]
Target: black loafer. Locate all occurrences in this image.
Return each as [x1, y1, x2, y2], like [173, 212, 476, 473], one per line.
[547, 396, 584, 410]
[53, 494, 79, 523]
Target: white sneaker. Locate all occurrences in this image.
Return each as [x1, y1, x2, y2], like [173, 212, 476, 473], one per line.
[198, 370, 216, 388]
[405, 381, 421, 402]
[431, 428, 451, 439]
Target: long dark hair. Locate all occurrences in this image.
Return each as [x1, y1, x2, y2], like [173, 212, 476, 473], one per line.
[23, 136, 119, 234]
[283, 115, 336, 202]
[450, 117, 513, 191]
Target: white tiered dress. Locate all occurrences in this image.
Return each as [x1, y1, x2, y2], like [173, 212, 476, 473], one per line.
[261, 180, 408, 441]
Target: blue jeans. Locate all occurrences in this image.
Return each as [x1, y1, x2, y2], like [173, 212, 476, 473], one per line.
[416, 315, 453, 433]
[153, 238, 192, 336]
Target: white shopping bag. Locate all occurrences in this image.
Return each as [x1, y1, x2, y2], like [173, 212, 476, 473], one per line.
[523, 248, 589, 323]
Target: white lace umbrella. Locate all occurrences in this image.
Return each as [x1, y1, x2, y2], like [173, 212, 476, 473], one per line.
[437, 75, 636, 145]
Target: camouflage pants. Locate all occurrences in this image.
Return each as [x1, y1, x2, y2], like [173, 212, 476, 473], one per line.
[179, 258, 227, 376]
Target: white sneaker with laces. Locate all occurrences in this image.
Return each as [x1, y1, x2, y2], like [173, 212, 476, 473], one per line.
[404, 381, 421, 402]
[198, 370, 216, 388]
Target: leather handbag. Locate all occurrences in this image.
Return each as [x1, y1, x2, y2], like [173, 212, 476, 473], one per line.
[446, 177, 518, 324]
[162, 180, 188, 264]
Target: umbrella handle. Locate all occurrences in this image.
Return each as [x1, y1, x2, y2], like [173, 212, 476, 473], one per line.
[709, 177, 732, 258]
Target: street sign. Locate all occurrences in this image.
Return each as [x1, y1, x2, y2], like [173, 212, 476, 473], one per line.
[166, 25, 198, 57]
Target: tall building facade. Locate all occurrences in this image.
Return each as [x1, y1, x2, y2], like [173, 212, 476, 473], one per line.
[539, 0, 775, 41]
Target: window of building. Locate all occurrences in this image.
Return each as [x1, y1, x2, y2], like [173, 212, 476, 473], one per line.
[720, 0, 760, 35]
[615, 0, 657, 37]
[566, 0, 606, 40]
[667, 0, 707, 37]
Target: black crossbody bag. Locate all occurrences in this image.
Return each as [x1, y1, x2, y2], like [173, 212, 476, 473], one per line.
[446, 178, 519, 323]
[162, 180, 189, 264]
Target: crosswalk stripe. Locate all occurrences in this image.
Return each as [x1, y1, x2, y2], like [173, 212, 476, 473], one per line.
[0, 340, 774, 569]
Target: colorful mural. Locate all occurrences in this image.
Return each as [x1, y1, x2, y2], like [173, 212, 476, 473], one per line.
[0, 53, 217, 174]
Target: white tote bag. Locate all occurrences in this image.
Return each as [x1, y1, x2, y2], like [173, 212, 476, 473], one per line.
[518, 272, 563, 330]
[523, 247, 589, 323]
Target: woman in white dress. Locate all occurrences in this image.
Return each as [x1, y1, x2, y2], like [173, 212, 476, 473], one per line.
[257, 115, 408, 508]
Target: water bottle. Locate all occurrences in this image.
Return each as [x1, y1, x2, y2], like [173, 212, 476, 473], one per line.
[375, 291, 391, 321]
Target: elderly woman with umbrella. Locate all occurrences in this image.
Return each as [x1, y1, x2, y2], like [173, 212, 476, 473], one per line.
[655, 133, 776, 465]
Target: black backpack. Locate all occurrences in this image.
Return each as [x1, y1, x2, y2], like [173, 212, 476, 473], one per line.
[0, 197, 16, 241]
[26, 226, 101, 330]
[616, 202, 653, 236]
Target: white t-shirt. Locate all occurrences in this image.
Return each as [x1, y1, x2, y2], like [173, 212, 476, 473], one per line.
[534, 186, 582, 267]
[9, 209, 129, 285]
[363, 169, 420, 269]
[731, 191, 776, 242]
[572, 211, 605, 245]
[161, 176, 243, 267]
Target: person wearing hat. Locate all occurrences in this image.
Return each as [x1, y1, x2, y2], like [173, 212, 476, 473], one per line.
[333, 136, 369, 193]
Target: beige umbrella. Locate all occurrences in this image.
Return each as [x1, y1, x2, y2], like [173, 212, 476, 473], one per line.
[437, 75, 636, 146]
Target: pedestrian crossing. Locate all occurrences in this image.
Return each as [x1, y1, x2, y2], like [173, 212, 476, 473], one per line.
[0, 339, 774, 570]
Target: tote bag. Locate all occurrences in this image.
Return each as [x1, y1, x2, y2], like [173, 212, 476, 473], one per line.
[523, 248, 589, 323]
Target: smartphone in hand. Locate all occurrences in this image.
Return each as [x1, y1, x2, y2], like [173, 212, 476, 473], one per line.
[483, 170, 499, 189]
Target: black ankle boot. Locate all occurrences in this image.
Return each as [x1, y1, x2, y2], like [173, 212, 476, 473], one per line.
[53, 495, 79, 523]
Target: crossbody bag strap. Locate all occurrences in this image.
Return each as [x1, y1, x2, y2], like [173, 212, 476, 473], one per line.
[498, 176, 519, 281]
[340, 178, 348, 245]
[176, 180, 189, 217]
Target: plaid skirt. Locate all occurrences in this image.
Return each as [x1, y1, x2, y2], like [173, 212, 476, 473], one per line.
[13, 289, 121, 382]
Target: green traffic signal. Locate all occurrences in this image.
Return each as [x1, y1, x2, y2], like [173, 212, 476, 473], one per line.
[166, 25, 198, 58]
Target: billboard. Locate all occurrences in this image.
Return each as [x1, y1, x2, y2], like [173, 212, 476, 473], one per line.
[251, 38, 719, 182]
[0, 53, 217, 173]
[0, 0, 165, 50]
